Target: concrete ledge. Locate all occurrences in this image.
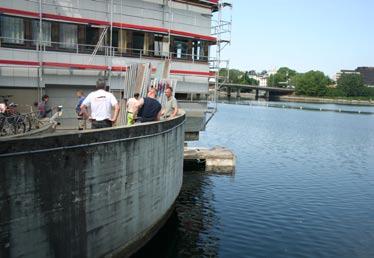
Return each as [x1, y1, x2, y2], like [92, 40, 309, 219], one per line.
[184, 146, 236, 174]
[0, 113, 186, 258]
[0, 113, 185, 155]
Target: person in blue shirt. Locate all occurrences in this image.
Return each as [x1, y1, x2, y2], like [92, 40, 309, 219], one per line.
[75, 90, 86, 130]
[137, 87, 161, 122]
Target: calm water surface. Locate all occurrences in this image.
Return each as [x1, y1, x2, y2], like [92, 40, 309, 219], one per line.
[134, 102, 374, 258]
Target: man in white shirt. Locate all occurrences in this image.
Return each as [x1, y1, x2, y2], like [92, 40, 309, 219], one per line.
[80, 78, 120, 129]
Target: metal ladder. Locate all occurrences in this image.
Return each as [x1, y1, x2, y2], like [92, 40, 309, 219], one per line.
[88, 26, 109, 65]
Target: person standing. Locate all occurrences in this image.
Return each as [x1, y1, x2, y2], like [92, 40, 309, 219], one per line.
[126, 93, 140, 125]
[80, 78, 120, 129]
[161, 87, 178, 119]
[137, 88, 162, 122]
[37, 95, 52, 119]
[75, 90, 86, 130]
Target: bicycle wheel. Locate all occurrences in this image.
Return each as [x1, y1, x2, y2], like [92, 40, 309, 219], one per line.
[1, 119, 14, 136]
[13, 121, 26, 135]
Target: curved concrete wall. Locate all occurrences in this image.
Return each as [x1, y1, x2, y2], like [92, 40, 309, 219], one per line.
[0, 114, 185, 258]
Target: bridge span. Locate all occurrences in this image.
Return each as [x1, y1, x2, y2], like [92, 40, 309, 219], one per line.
[219, 83, 295, 100]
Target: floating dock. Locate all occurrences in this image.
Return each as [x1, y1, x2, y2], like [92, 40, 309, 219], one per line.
[184, 146, 236, 174]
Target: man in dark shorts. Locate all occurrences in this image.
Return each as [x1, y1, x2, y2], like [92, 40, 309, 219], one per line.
[137, 88, 161, 122]
[80, 78, 120, 129]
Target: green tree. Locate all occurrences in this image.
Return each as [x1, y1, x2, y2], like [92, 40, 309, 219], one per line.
[292, 70, 330, 97]
[219, 69, 259, 85]
[336, 73, 366, 97]
[219, 68, 244, 84]
[267, 67, 296, 87]
[243, 72, 259, 85]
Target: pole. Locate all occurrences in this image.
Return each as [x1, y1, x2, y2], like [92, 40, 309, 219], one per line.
[108, 0, 113, 91]
[38, 0, 43, 100]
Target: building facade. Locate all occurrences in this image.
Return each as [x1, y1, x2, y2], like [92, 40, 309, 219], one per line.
[0, 0, 219, 133]
[336, 67, 374, 87]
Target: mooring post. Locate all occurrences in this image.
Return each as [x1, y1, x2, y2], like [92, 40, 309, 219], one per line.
[255, 89, 259, 100]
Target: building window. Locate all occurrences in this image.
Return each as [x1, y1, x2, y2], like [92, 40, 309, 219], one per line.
[173, 38, 188, 59]
[132, 32, 144, 55]
[154, 34, 169, 57]
[32, 21, 52, 46]
[60, 23, 77, 49]
[192, 40, 207, 61]
[1, 16, 24, 44]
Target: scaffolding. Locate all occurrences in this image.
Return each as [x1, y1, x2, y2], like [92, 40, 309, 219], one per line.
[3, 0, 221, 111]
[209, 0, 232, 114]
[35, 0, 116, 96]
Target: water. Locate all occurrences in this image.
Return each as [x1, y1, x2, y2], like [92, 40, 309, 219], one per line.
[134, 102, 374, 258]
[220, 99, 374, 112]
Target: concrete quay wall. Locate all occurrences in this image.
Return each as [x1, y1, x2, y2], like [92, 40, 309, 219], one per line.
[0, 114, 185, 258]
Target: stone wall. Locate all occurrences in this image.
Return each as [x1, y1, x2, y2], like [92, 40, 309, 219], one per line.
[0, 114, 185, 258]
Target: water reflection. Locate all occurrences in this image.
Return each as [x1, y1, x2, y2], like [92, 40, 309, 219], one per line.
[132, 172, 220, 258]
[135, 102, 374, 258]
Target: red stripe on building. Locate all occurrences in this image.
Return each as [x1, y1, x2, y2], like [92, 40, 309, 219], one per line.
[0, 59, 127, 71]
[170, 29, 216, 41]
[170, 69, 214, 76]
[0, 7, 216, 41]
[0, 7, 39, 18]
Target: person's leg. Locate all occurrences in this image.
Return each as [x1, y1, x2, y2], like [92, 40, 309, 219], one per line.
[91, 121, 100, 129]
[104, 120, 113, 128]
[78, 117, 84, 130]
[127, 113, 134, 125]
[92, 120, 112, 129]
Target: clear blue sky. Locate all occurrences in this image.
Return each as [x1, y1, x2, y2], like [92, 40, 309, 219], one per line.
[221, 0, 374, 77]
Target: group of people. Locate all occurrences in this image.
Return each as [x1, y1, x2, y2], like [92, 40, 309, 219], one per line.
[76, 78, 178, 130]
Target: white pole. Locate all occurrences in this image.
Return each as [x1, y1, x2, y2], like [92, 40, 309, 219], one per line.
[38, 0, 43, 100]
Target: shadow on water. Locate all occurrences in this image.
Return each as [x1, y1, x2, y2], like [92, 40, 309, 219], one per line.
[132, 172, 220, 258]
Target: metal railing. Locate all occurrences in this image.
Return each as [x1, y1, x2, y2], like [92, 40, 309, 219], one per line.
[0, 36, 210, 63]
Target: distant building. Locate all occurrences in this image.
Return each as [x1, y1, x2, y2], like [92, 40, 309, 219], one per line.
[356, 67, 374, 87]
[336, 67, 374, 87]
[335, 69, 359, 81]
[248, 69, 276, 87]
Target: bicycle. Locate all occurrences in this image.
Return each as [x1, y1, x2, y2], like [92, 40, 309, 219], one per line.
[0, 95, 26, 136]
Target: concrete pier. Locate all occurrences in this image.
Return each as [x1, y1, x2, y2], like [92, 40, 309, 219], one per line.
[0, 114, 186, 258]
[184, 146, 236, 173]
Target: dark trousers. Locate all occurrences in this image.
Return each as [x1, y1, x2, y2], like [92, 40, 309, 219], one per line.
[91, 119, 112, 129]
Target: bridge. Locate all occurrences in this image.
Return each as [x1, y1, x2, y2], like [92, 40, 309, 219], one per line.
[219, 83, 295, 100]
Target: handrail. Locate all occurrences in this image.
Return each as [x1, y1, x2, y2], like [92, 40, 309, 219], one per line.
[0, 36, 210, 63]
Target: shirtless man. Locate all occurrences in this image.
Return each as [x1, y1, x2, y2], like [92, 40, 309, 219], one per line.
[126, 93, 140, 125]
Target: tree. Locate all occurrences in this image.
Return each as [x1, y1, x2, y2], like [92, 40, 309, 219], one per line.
[336, 73, 366, 97]
[244, 73, 259, 85]
[267, 67, 296, 87]
[219, 69, 259, 85]
[292, 70, 330, 97]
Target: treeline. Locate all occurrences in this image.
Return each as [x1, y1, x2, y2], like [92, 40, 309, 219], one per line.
[219, 68, 259, 85]
[269, 67, 374, 98]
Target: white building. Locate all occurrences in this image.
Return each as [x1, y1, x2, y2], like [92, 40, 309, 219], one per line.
[0, 0, 222, 134]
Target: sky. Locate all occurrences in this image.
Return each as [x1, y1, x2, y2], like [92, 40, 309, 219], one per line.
[220, 0, 374, 77]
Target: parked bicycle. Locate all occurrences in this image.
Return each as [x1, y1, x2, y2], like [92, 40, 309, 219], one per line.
[0, 95, 26, 136]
